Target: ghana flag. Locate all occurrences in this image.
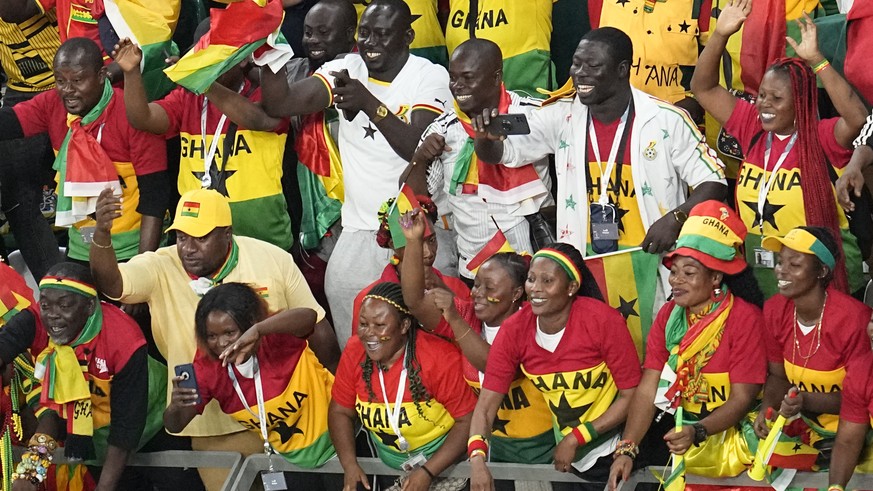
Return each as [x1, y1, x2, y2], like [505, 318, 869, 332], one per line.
[0, 263, 33, 325]
[386, 183, 431, 249]
[466, 228, 514, 274]
[295, 110, 344, 250]
[99, 0, 180, 100]
[585, 247, 660, 360]
[164, 0, 284, 94]
[180, 201, 201, 218]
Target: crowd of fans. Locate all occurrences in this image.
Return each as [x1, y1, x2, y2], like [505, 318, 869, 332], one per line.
[1, 0, 873, 490]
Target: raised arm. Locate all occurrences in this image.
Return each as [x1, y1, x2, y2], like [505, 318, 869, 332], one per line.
[113, 39, 171, 134]
[89, 189, 125, 299]
[787, 13, 868, 148]
[691, 0, 751, 126]
[203, 81, 284, 131]
[399, 210, 445, 331]
[260, 66, 331, 117]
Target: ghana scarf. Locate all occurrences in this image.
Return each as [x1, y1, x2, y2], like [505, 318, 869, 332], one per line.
[34, 276, 102, 459]
[655, 287, 734, 414]
[188, 239, 240, 296]
[54, 78, 121, 227]
[451, 85, 548, 206]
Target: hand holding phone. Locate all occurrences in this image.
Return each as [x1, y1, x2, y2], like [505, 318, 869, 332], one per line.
[488, 113, 531, 136]
[173, 364, 201, 406]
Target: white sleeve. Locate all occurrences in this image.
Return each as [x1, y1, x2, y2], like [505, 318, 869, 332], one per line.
[500, 102, 566, 168]
[853, 113, 873, 149]
[410, 64, 452, 115]
[666, 106, 726, 188]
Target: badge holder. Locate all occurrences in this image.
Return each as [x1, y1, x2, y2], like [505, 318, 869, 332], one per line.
[590, 202, 619, 254]
[753, 248, 775, 269]
[226, 358, 287, 490]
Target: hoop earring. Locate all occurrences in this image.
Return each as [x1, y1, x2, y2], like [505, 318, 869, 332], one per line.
[711, 287, 726, 302]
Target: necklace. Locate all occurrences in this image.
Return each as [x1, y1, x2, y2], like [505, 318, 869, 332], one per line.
[792, 292, 827, 368]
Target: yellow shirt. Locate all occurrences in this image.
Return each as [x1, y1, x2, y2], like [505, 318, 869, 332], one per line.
[117, 236, 326, 437]
[0, 10, 59, 92]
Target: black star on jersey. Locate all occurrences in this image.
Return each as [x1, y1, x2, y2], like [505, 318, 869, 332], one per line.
[192, 168, 236, 196]
[742, 200, 784, 229]
[373, 429, 400, 449]
[617, 0, 630, 5]
[618, 296, 639, 320]
[615, 205, 630, 233]
[548, 394, 592, 430]
[679, 20, 691, 32]
[491, 415, 511, 436]
[363, 123, 378, 139]
[274, 420, 304, 444]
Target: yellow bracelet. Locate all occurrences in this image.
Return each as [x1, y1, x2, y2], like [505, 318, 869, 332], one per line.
[813, 59, 831, 74]
[469, 449, 487, 460]
[91, 237, 113, 249]
[467, 434, 487, 446]
[455, 327, 473, 342]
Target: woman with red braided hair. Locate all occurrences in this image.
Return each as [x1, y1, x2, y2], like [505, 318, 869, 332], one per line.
[348, 195, 471, 343]
[691, 0, 869, 297]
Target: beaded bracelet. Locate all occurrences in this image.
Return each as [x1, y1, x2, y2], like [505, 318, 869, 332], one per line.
[12, 433, 57, 484]
[612, 439, 639, 460]
[813, 59, 831, 74]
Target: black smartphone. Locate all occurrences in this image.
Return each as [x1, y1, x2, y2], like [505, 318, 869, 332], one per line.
[334, 69, 359, 121]
[489, 113, 531, 136]
[174, 363, 201, 405]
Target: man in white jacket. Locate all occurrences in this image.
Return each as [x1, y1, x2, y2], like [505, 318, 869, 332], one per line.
[472, 27, 727, 357]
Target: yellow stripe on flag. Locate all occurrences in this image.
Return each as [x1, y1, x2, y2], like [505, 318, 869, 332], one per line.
[600, 252, 643, 359]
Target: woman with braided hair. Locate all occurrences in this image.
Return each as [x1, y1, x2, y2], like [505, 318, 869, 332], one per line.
[329, 282, 477, 491]
[468, 243, 641, 490]
[691, 0, 869, 297]
[348, 195, 471, 342]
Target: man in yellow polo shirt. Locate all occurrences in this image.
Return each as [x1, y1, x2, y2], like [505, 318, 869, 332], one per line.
[88, 188, 340, 490]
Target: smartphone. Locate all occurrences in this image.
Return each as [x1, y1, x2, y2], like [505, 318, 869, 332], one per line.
[489, 113, 531, 136]
[333, 69, 359, 121]
[174, 363, 201, 405]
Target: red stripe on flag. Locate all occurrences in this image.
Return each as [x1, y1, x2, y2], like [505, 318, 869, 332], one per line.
[739, 0, 785, 92]
[396, 183, 420, 213]
[467, 230, 510, 273]
[585, 256, 609, 300]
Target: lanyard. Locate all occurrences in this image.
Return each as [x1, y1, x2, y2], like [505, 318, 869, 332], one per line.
[587, 103, 631, 205]
[200, 84, 244, 188]
[377, 349, 410, 452]
[756, 132, 797, 230]
[227, 357, 274, 459]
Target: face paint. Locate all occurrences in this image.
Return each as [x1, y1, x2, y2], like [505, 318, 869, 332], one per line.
[379, 336, 392, 342]
[486, 296, 501, 304]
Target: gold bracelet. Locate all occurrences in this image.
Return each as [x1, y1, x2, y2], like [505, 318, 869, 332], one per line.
[91, 237, 113, 249]
[455, 327, 473, 342]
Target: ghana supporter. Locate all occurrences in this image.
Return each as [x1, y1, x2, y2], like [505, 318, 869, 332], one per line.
[609, 201, 766, 488]
[755, 226, 872, 471]
[692, 0, 869, 296]
[88, 188, 340, 490]
[350, 0, 448, 66]
[472, 27, 727, 357]
[444, 0, 556, 98]
[408, 39, 552, 281]
[114, 34, 294, 251]
[0, 7, 63, 280]
[259, 0, 453, 344]
[401, 211, 556, 486]
[586, 0, 707, 117]
[0, 262, 203, 490]
[0, 37, 169, 264]
[1, 0, 103, 57]
[329, 282, 476, 491]
[829, 320, 873, 490]
[350, 197, 470, 340]
[469, 243, 641, 487]
[165, 283, 337, 490]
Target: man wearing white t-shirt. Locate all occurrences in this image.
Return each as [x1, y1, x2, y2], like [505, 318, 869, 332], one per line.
[261, 0, 452, 347]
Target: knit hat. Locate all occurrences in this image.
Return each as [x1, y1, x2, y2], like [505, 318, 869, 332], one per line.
[662, 201, 748, 275]
[761, 228, 836, 269]
[166, 189, 232, 238]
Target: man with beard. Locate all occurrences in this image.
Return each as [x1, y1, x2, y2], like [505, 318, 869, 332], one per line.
[408, 39, 552, 281]
[260, 0, 453, 348]
[472, 27, 727, 357]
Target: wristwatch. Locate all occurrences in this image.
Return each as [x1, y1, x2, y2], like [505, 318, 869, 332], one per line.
[691, 422, 708, 446]
[371, 104, 389, 123]
[673, 209, 689, 224]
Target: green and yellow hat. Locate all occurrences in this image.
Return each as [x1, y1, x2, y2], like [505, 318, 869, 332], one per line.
[663, 200, 748, 275]
[761, 228, 835, 269]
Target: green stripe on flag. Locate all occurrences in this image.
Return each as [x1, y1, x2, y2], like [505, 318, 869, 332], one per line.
[278, 430, 336, 469]
[297, 163, 342, 250]
[491, 429, 555, 464]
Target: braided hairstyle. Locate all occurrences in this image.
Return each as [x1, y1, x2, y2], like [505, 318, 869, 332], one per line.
[375, 195, 439, 249]
[359, 282, 434, 423]
[542, 243, 605, 301]
[765, 58, 848, 292]
[194, 283, 269, 357]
